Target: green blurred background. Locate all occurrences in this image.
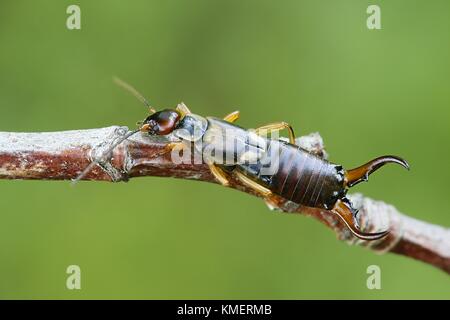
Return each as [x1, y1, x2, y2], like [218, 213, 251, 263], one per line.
[0, 0, 449, 299]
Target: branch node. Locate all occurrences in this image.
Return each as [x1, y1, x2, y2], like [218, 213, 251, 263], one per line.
[296, 132, 328, 159]
[349, 193, 405, 253]
[88, 126, 130, 182]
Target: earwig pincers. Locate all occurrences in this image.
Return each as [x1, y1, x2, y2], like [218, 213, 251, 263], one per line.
[74, 78, 409, 241]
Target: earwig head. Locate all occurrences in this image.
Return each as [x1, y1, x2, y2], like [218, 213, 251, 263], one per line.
[140, 109, 181, 136]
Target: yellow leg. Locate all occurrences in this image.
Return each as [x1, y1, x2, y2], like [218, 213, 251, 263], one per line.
[164, 141, 184, 152]
[255, 122, 296, 144]
[149, 141, 185, 159]
[208, 163, 230, 186]
[176, 102, 192, 117]
[235, 171, 284, 209]
[223, 110, 240, 123]
[234, 171, 272, 197]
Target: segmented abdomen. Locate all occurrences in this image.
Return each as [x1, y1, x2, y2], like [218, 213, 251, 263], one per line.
[237, 140, 346, 209]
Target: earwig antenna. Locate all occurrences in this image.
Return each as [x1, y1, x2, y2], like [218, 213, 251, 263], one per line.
[113, 76, 156, 114]
[71, 129, 141, 185]
[73, 77, 154, 185]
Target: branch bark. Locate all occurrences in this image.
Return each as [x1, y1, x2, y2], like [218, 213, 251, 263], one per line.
[0, 126, 449, 273]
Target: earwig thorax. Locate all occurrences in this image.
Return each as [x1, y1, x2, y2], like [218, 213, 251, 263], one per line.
[172, 114, 209, 142]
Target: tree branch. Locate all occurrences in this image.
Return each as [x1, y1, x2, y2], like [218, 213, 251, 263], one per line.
[1, 126, 449, 273]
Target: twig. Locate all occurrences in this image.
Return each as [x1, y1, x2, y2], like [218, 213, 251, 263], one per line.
[0, 126, 449, 273]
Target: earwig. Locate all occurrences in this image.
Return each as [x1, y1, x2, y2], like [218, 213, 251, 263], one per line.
[74, 78, 409, 240]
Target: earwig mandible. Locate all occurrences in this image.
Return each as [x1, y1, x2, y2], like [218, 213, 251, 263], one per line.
[74, 78, 409, 241]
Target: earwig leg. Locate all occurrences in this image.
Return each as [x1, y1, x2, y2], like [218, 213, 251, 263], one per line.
[164, 141, 184, 152]
[146, 141, 185, 161]
[331, 198, 389, 241]
[208, 163, 230, 186]
[255, 122, 296, 144]
[162, 141, 186, 157]
[176, 102, 191, 117]
[345, 155, 410, 188]
[234, 171, 279, 208]
[234, 171, 272, 197]
[223, 110, 240, 123]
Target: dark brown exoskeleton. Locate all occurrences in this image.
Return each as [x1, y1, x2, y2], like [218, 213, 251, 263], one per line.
[74, 78, 409, 240]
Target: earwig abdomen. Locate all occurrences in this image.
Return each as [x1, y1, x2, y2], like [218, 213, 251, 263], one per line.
[237, 140, 346, 210]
